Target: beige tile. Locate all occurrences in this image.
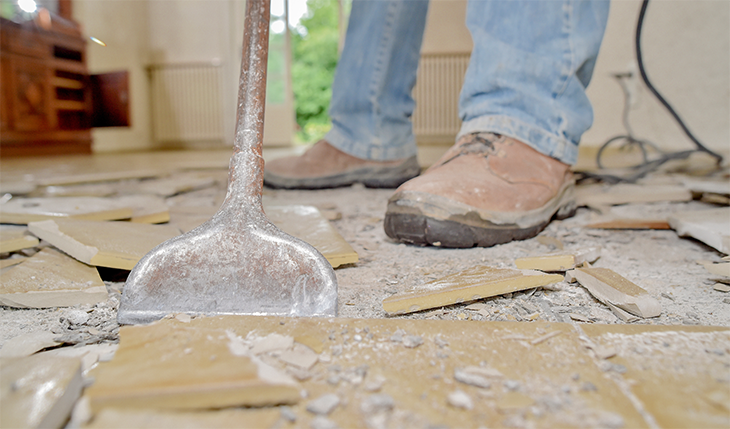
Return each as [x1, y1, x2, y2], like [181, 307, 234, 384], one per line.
[85, 319, 301, 412]
[37, 169, 164, 187]
[571, 267, 661, 318]
[0, 256, 27, 269]
[0, 197, 134, 224]
[28, 219, 182, 270]
[585, 219, 671, 230]
[137, 172, 217, 197]
[515, 254, 576, 272]
[0, 225, 39, 253]
[99, 315, 653, 429]
[576, 184, 692, 207]
[382, 266, 563, 315]
[0, 331, 60, 358]
[85, 408, 281, 429]
[669, 207, 730, 254]
[266, 205, 358, 268]
[1, 354, 83, 429]
[0, 248, 107, 308]
[580, 324, 730, 429]
[115, 195, 171, 224]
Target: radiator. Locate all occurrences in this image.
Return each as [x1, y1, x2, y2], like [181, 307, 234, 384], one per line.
[412, 54, 470, 142]
[149, 63, 225, 144]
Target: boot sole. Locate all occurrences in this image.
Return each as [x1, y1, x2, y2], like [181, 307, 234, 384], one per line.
[384, 180, 576, 248]
[264, 156, 421, 190]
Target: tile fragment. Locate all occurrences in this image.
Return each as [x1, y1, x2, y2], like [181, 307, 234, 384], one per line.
[0, 331, 60, 358]
[570, 268, 661, 318]
[447, 390, 473, 410]
[668, 207, 730, 254]
[28, 218, 181, 270]
[306, 393, 340, 415]
[0, 248, 107, 308]
[0, 197, 134, 224]
[85, 319, 300, 412]
[382, 266, 563, 315]
[0, 225, 39, 253]
[0, 354, 83, 429]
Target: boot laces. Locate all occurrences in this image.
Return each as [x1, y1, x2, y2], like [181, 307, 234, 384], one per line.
[439, 133, 501, 166]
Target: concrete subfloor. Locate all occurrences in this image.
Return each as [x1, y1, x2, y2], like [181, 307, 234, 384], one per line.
[0, 146, 729, 428]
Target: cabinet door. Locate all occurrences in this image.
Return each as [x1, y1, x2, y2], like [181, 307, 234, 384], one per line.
[11, 56, 53, 131]
[90, 71, 130, 127]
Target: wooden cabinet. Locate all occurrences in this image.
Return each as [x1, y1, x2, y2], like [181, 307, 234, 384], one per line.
[1, 16, 94, 156]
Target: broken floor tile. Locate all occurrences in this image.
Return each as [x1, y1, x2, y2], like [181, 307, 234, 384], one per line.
[698, 261, 730, 278]
[571, 268, 661, 318]
[580, 324, 730, 428]
[515, 254, 577, 272]
[668, 207, 730, 254]
[0, 331, 60, 358]
[98, 314, 726, 428]
[85, 318, 301, 413]
[28, 218, 182, 270]
[0, 256, 27, 270]
[585, 219, 671, 230]
[85, 407, 281, 429]
[250, 333, 294, 355]
[115, 195, 170, 224]
[382, 266, 563, 315]
[266, 205, 358, 268]
[0, 225, 40, 253]
[576, 184, 692, 207]
[278, 343, 319, 370]
[137, 172, 217, 197]
[714, 284, 730, 293]
[0, 248, 107, 308]
[0, 196, 135, 224]
[0, 354, 83, 429]
[36, 169, 163, 187]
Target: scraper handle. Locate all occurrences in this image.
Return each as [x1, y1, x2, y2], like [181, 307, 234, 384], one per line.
[234, 0, 270, 155]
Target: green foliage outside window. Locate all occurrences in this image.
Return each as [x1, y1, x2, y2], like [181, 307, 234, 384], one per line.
[291, 0, 341, 143]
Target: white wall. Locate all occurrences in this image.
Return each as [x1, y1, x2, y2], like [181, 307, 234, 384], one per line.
[583, 0, 729, 153]
[74, 0, 152, 152]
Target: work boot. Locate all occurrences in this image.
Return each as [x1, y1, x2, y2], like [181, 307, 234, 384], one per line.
[384, 132, 576, 248]
[264, 140, 420, 189]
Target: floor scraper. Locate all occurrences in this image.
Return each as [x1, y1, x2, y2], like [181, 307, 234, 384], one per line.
[117, 0, 338, 325]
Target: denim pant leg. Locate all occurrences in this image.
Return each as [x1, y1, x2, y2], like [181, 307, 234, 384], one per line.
[458, 0, 610, 165]
[325, 0, 429, 161]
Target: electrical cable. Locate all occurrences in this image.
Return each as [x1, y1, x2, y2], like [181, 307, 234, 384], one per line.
[578, 0, 724, 184]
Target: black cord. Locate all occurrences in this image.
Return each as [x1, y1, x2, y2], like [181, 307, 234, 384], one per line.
[579, 0, 724, 184]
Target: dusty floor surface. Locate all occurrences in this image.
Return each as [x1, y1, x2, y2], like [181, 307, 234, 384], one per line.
[1, 171, 728, 350]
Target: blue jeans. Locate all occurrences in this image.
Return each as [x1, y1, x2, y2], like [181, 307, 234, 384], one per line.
[325, 0, 610, 165]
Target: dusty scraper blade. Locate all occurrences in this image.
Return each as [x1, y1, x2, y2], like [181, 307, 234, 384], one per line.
[117, 204, 339, 325]
[117, 0, 337, 325]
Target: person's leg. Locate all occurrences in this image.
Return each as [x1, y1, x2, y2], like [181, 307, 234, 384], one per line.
[265, 0, 429, 189]
[385, 0, 609, 247]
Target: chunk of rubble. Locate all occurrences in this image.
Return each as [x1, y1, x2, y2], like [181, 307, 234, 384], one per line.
[570, 268, 661, 318]
[447, 390, 473, 410]
[382, 266, 563, 315]
[454, 366, 493, 388]
[306, 393, 340, 415]
[0, 196, 134, 224]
